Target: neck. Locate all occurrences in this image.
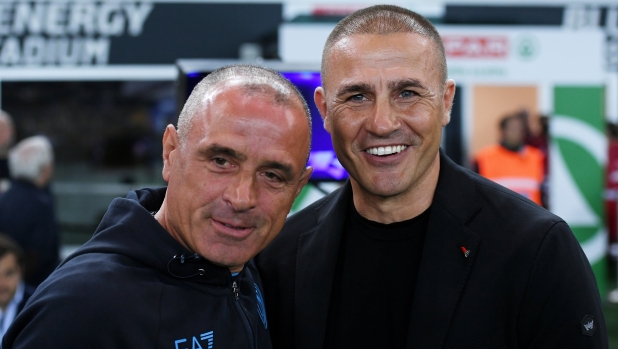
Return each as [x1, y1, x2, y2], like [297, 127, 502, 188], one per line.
[351, 153, 440, 224]
[154, 200, 187, 252]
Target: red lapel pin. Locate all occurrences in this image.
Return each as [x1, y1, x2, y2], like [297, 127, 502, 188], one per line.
[460, 246, 470, 257]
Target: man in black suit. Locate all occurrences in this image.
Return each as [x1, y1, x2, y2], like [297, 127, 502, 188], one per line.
[256, 5, 608, 348]
[0, 234, 34, 338]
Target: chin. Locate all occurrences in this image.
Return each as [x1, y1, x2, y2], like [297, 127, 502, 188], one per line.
[210, 252, 253, 270]
[361, 179, 408, 198]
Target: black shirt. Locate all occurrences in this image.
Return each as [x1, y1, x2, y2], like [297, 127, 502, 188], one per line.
[324, 201, 430, 349]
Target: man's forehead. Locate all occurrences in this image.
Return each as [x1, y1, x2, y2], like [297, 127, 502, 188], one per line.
[323, 33, 440, 90]
[328, 32, 434, 62]
[0, 252, 18, 266]
[203, 77, 290, 102]
[187, 97, 309, 162]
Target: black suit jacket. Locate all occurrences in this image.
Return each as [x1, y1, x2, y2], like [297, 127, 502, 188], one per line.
[257, 152, 608, 349]
[16, 285, 35, 315]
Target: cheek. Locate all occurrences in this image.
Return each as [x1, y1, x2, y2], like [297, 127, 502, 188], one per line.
[261, 192, 295, 222]
[407, 104, 444, 133]
[330, 111, 364, 139]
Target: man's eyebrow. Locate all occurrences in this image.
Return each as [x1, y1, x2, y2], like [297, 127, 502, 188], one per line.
[200, 144, 247, 161]
[262, 161, 294, 181]
[388, 78, 427, 91]
[335, 83, 374, 98]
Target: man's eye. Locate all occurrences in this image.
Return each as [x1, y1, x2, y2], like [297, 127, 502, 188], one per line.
[264, 171, 282, 182]
[400, 90, 416, 98]
[213, 158, 228, 166]
[349, 94, 366, 101]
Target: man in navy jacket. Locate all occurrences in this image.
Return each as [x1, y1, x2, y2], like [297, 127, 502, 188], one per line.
[257, 5, 608, 348]
[3, 65, 313, 348]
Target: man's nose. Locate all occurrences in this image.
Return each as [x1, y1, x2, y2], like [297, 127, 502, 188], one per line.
[366, 96, 400, 136]
[223, 172, 257, 212]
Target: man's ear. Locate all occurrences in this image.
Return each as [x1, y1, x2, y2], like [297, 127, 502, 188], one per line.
[162, 124, 179, 182]
[314, 87, 331, 134]
[441, 79, 456, 127]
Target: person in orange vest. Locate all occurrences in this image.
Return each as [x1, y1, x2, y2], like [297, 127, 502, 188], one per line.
[474, 113, 545, 206]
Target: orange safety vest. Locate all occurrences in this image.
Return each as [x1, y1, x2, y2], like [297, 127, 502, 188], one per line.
[475, 144, 545, 205]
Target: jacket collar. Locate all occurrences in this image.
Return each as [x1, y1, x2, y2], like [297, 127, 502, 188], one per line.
[406, 151, 482, 348]
[294, 151, 482, 349]
[294, 181, 352, 349]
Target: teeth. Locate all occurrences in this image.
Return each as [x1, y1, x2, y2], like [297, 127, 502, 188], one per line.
[365, 145, 407, 156]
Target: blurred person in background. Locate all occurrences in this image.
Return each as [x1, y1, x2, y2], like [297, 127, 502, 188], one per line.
[0, 234, 34, 338]
[474, 112, 546, 206]
[0, 112, 15, 194]
[0, 136, 59, 287]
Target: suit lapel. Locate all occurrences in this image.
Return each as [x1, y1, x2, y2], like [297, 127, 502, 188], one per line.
[407, 152, 482, 348]
[294, 182, 352, 349]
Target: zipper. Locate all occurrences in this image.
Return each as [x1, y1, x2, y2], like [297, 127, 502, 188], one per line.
[231, 279, 256, 348]
[232, 280, 240, 299]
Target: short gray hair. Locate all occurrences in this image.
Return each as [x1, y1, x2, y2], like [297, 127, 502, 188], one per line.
[9, 136, 54, 182]
[322, 5, 447, 86]
[177, 64, 312, 154]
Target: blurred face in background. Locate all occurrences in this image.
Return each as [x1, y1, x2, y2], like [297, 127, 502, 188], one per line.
[0, 252, 21, 311]
[0, 115, 14, 157]
[502, 117, 526, 149]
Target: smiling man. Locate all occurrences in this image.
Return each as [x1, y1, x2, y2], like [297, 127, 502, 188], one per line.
[257, 5, 608, 349]
[3, 65, 312, 349]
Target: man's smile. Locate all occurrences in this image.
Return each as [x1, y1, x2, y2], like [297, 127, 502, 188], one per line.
[364, 145, 408, 156]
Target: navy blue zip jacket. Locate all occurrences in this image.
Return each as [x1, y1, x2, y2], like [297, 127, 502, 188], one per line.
[2, 187, 272, 349]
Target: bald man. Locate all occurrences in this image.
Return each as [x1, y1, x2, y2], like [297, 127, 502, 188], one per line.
[3, 65, 313, 349]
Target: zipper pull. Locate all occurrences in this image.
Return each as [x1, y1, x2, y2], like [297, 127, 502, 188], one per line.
[232, 280, 239, 300]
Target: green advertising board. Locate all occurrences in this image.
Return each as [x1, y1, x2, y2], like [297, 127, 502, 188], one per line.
[551, 86, 607, 297]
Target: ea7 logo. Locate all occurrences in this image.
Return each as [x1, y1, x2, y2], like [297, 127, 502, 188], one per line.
[175, 331, 214, 349]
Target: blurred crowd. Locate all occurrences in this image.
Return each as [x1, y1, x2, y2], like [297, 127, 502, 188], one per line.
[0, 111, 59, 337]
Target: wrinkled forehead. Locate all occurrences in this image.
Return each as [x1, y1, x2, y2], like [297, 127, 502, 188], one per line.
[322, 33, 442, 90]
[195, 86, 307, 140]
